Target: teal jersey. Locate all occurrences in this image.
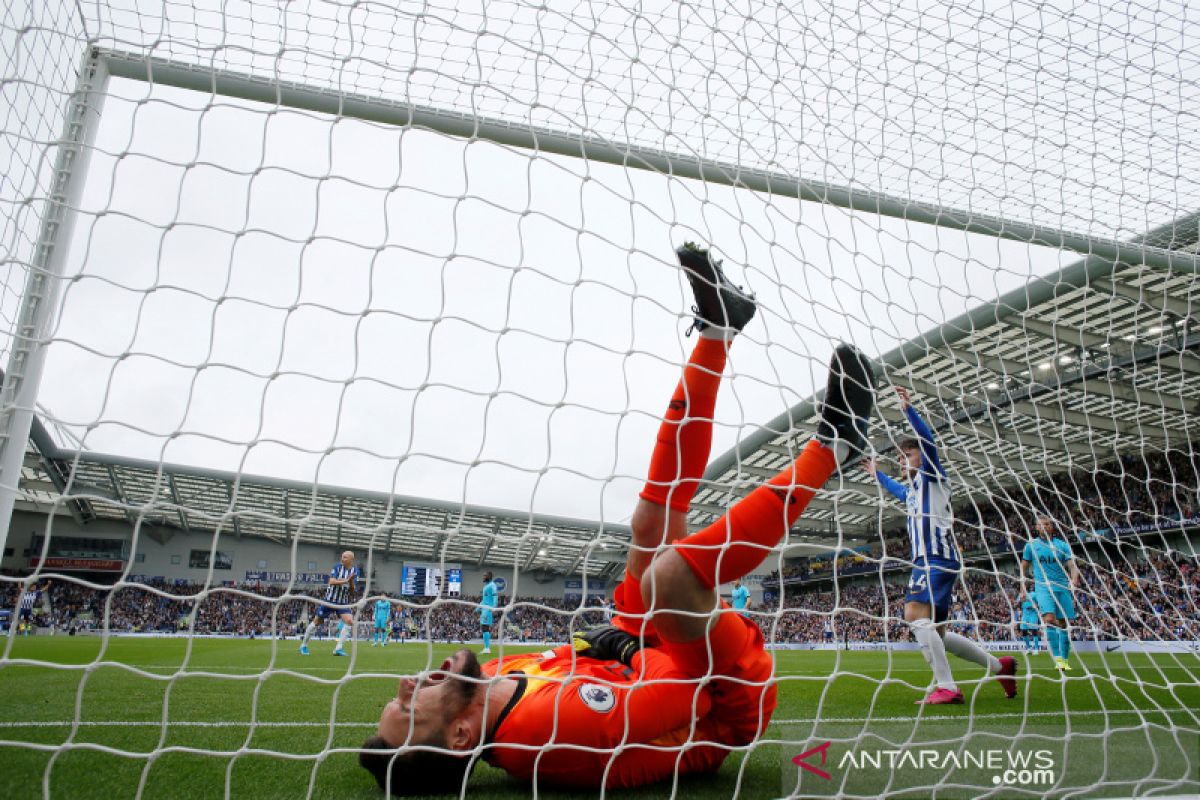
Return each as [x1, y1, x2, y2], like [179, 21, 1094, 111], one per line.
[373, 599, 391, 618]
[731, 585, 750, 610]
[1022, 537, 1073, 589]
[482, 581, 499, 610]
[1020, 599, 1040, 626]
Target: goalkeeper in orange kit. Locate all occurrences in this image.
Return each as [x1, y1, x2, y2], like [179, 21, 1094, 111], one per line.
[360, 243, 877, 794]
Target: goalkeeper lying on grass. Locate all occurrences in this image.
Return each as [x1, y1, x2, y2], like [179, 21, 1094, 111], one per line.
[360, 243, 877, 794]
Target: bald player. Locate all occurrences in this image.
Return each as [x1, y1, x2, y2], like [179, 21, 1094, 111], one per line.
[359, 242, 877, 794]
[300, 550, 360, 657]
[1021, 514, 1081, 671]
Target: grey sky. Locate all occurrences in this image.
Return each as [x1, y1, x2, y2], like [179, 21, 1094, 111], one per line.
[6, 0, 1195, 523]
[36, 76, 1066, 523]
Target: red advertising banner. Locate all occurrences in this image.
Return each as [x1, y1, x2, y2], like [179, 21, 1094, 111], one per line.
[29, 557, 125, 571]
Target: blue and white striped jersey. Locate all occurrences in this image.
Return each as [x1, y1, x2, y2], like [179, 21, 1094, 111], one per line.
[19, 590, 38, 611]
[324, 564, 359, 606]
[905, 469, 957, 563]
[876, 406, 959, 565]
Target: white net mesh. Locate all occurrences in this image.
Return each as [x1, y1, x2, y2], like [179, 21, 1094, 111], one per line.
[1, 1, 1198, 798]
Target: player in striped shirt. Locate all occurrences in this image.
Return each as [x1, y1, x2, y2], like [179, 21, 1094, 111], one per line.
[300, 551, 360, 657]
[372, 596, 393, 647]
[864, 387, 1016, 704]
[1020, 514, 1081, 671]
[17, 583, 43, 634]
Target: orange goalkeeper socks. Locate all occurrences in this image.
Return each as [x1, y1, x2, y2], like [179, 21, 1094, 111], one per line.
[639, 336, 729, 513]
[674, 440, 837, 589]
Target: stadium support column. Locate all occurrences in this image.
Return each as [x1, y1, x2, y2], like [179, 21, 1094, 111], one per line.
[0, 49, 109, 550]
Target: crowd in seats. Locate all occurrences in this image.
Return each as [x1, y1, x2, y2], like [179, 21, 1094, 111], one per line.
[758, 550, 1199, 644]
[0, 577, 611, 642]
[769, 446, 1199, 586]
[3, 445, 1196, 644]
[2, 547, 1196, 645]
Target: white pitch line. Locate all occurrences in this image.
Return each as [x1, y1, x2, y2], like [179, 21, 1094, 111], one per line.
[76, 663, 1200, 676]
[0, 720, 376, 728]
[2, 710, 1194, 730]
[772, 709, 1199, 725]
[774, 666, 1200, 675]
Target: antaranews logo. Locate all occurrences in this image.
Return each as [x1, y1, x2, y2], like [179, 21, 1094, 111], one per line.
[791, 742, 832, 780]
[793, 742, 1056, 788]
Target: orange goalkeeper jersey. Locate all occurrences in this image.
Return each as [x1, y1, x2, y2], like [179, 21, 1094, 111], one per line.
[481, 644, 760, 789]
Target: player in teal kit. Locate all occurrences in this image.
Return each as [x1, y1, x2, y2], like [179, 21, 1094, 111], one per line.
[730, 580, 751, 617]
[479, 571, 500, 654]
[1018, 597, 1041, 653]
[1020, 514, 1081, 671]
[372, 596, 392, 646]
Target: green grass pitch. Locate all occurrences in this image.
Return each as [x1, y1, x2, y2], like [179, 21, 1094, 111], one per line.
[0, 637, 1197, 799]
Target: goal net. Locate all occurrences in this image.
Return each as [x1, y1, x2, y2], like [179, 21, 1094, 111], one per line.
[1, 1, 1198, 798]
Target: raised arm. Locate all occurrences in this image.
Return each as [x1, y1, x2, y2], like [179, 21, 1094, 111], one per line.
[861, 457, 908, 502]
[897, 387, 945, 478]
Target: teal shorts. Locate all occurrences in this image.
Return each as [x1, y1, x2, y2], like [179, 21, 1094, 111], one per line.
[1033, 585, 1076, 620]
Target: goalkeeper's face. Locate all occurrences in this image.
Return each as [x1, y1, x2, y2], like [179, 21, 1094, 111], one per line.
[376, 648, 484, 750]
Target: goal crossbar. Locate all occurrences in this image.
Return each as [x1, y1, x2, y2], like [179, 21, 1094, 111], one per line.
[96, 47, 1200, 275]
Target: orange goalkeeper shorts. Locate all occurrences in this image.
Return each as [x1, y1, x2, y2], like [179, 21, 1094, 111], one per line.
[611, 569, 776, 744]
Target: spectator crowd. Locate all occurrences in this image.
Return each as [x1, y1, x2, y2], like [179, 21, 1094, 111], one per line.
[762, 551, 1199, 644]
[0, 577, 612, 643]
[769, 445, 1199, 585]
[3, 445, 1198, 646]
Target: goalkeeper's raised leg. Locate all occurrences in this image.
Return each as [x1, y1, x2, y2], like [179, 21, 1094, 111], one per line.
[361, 243, 876, 794]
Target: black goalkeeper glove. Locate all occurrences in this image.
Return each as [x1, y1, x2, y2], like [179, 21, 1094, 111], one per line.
[572, 625, 642, 666]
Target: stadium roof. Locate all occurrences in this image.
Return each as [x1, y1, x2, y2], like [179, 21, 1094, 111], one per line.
[15, 213, 1200, 572]
[18, 422, 632, 579]
[694, 211, 1200, 546]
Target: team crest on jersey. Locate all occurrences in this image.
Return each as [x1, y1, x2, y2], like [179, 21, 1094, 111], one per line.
[578, 683, 616, 713]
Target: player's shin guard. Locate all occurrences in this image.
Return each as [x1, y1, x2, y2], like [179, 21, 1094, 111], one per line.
[912, 618, 957, 691]
[1060, 627, 1072, 659]
[673, 440, 836, 588]
[483, 630, 492, 650]
[943, 631, 1002, 673]
[337, 622, 351, 649]
[640, 336, 729, 513]
[301, 621, 317, 645]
